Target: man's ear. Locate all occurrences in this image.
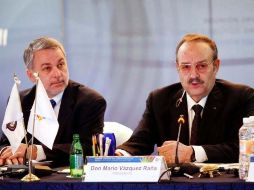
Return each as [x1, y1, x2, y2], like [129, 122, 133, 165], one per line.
[176, 62, 180, 73]
[213, 59, 220, 74]
[26, 69, 36, 83]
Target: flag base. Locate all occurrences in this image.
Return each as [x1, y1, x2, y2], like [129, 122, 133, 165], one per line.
[21, 173, 40, 182]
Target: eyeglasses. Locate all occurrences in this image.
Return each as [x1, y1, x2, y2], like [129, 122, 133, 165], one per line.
[178, 60, 214, 74]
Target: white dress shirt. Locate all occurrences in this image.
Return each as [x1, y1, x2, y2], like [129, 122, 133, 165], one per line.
[186, 93, 208, 162]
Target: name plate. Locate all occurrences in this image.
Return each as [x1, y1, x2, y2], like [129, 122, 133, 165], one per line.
[85, 156, 169, 182]
[247, 156, 254, 182]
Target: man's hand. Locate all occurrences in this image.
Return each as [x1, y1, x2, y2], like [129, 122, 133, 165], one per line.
[157, 141, 193, 164]
[0, 144, 38, 165]
[114, 151, 124, 156]
[0, 146, 13, 165]
[9, 143, 28, 165]
[0, 144, 28, 165]
[26, 145, 38, 160]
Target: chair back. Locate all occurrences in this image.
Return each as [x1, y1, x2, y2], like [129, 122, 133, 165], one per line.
[103, 122, 133, 146]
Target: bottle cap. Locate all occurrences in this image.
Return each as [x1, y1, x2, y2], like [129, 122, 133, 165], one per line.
[249, 116, 254, 123]
[73, 134, 80, 139]
[243, 117, 251, 124]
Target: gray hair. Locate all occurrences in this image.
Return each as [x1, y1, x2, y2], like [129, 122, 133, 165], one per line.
[23, 37, 66, 69]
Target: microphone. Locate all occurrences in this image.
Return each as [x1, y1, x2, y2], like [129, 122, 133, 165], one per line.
[176, 90, 185, 107]
[175, 115, 185, 164]
[0, 164, 28, 178]
[168, 115, 199, 177]
[2, 164, 54, 178]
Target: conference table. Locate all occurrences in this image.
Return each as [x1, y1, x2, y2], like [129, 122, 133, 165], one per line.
[0, 169, 253, 190]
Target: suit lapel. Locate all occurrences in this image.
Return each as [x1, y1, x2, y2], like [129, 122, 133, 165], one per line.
[55, 82, 76, 143]
[199, 84, 223, 144]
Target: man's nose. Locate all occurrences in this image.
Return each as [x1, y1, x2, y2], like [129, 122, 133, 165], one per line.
[189, 65, 199, 78]
[51, 67, 61, 77]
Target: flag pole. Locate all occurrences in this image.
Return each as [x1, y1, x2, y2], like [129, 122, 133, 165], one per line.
[21, 73, 40, 182]
[13, 74, 28, 160]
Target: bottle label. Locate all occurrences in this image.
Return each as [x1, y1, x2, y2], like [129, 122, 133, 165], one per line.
[70, 154, 84, 169]
[240, 140, 254, 154]
[70, 154, 84, 177]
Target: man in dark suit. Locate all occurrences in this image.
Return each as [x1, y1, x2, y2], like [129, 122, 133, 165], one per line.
[0, 37, 106, 167]
[117, 34, 254, 164]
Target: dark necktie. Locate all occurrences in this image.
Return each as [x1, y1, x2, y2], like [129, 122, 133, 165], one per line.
[50, 99, 56, 108]
[190, 104, 203, 145]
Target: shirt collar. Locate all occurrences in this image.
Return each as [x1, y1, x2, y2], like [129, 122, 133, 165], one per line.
[50, 92, 64, 105]
[186, 93, 207, 112]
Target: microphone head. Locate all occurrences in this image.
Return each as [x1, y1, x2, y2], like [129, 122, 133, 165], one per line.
[33, 72, 39, 79]
[178, 115, 185, 124]
[176, 98, 182, 107]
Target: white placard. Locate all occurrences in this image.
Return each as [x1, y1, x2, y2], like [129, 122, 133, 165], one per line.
[85, 156, 169, 182]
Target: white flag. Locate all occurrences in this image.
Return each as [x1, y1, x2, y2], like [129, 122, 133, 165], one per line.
[2, 82, 25, 153]
[27, 78, 59, 149]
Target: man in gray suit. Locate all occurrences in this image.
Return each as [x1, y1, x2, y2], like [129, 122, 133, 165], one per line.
[117, 33, 254, 164]
[0, 37, 106, 167]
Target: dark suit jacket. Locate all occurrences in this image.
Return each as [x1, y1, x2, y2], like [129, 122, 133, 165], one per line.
[118, 79, 254, 163]
[0, 80, 106, 167]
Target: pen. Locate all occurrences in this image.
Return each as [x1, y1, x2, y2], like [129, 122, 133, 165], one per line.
[183, 173, 194, 179]
[92, 135, 96, 156]
[104, 137, 111, 156]
[99, 134, 104, 156]
[94, 135, 100, 156]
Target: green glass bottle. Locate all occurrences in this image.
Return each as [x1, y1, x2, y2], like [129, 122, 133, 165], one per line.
[70, 134, 84, 177]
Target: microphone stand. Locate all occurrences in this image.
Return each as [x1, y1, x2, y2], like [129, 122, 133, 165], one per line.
[161, 114, 199, 179]
[21, 73, 40, 182]
[166, 115, 184, 176]
[175, 115, 185, 164]
[170, 115, 199, 177]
